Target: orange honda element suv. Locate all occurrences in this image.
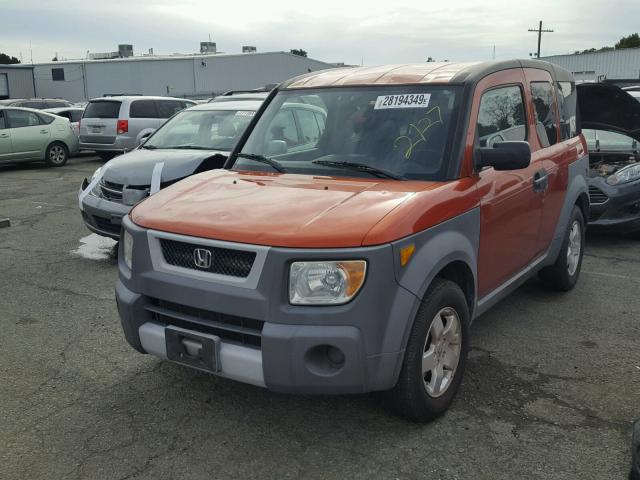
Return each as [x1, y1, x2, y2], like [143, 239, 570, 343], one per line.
[116, 61, 594, 422]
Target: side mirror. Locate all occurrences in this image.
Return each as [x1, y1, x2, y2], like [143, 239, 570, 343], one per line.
[476, 141, 531, 171]
[267, 140, 287, 155]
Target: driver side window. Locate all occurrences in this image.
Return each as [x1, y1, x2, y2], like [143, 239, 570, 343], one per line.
[266, 110, 299, 147]
[477, 85, 527, 147]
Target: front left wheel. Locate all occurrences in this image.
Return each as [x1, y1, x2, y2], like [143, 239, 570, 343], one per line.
[383, 278, 470, 423]
[45, 142, 68, 167]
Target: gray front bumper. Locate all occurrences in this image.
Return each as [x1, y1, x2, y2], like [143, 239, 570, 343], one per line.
[79, 187, 132, 239]
[116, 216, 420, 394]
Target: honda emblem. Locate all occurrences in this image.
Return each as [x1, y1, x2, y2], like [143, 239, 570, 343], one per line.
[193, 248, 212, 269]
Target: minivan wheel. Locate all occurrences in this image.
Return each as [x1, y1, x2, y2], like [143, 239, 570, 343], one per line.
[383, 279, 469, 423]
[45, 142, 68, 167]
[539, 206, 585, 291]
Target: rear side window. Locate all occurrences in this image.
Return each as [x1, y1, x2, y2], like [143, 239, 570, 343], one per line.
[156, 100, 185, 119]
[70, 111, 83, 122]
[7, 110, 42, 128]
[556, 81, 578, 140]
[477, 85, 527, 147]
[84, 101, 121, 119]
[129, 100, 158, 118]
[530, 82, 559, 147]
[0, 111, 6, 129]
[38, 113, 55, 125]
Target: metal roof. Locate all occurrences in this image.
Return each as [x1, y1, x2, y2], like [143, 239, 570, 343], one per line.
[282, 60, 574, 88]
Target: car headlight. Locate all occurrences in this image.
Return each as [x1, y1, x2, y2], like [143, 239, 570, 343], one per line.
[91, 166, 103, 182]
[289, 260, 366, 305]
[123, 230, 133, 270]
[607, 162, 640, 185]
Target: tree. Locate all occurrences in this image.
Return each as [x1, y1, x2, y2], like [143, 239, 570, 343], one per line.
[0, 53, 20, 64]
[426, 57, 435, 62]
[615, 33, 640, 49]
[290, 49, 307, 57]
[574, 33, 640, 54]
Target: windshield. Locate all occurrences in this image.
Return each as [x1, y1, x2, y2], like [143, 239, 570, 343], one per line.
[144, 109, 256, 151]
[232, 86, 461, 181]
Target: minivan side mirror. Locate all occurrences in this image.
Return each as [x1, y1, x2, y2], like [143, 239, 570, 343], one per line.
[475, 141, 531, 171]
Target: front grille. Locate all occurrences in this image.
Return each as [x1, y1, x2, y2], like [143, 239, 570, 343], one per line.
[145, 298, 263, 348]
[100, 180, 124, 202]
[92, 215, 121, 235]
[589, 186, 609, 205]
[160, 239, 256, 278]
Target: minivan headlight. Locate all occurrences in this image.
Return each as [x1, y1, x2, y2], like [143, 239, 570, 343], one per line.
[123, 230, 133, 270]
[289, 261, 366, 305]
[607, 162, 640, 185]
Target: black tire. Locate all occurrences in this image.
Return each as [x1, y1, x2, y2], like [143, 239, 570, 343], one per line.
[45, 142, 68, 167]
[383, 279, 470, 423]
[539, 206, 585, 291]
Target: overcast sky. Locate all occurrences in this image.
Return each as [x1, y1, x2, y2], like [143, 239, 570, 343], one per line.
[1, 0, 639, 65]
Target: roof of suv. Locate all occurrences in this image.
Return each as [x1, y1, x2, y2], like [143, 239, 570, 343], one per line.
[282, 60, 574, 89]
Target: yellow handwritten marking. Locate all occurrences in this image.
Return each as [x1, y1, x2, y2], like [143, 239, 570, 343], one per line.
[393, 107, 443, 159]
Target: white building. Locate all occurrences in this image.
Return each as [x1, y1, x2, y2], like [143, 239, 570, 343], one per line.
[32, 51, 336, 102]
[541, 47, 640, 83]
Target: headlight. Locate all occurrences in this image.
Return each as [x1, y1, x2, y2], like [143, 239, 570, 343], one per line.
[91, 166, 103, 182]
[289, 260, 366, 305]
[607, 162, 640, 185]
[123, 230, 133, 270]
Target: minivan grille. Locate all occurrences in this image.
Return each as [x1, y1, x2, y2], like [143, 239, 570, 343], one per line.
[589, 186, 609, 205]
[160, 239, 256, 278]
[145, 298, 263, 348]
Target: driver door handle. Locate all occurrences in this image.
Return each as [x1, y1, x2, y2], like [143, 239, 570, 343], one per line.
[533, 169, 549, 193]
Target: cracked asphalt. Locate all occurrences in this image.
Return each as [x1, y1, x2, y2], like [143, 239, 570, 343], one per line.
[1, 156, 639, 480]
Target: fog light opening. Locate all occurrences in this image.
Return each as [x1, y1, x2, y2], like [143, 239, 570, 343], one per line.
[304, 345, 346, 376]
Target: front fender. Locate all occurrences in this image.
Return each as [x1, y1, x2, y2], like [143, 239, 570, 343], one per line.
[387, 208, 480, 352]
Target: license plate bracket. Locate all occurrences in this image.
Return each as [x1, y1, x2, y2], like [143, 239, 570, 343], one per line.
[165, 327, 220, 373]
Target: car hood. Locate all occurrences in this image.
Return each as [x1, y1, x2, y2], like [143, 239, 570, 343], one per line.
[102, 148, 227, 186]
[129, 170, 442, 248]
[578, 83, 640, 142]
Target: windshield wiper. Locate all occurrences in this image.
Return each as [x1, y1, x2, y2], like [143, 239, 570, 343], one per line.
[170, 145, 216, 150]
[235, 153, 288, 173]
[311, 160, 405, 180]
[141, 144, 157, 150]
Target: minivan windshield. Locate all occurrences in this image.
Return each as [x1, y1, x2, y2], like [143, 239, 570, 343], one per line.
[144, 109, 256, 151]
[232, 86, 461, 181]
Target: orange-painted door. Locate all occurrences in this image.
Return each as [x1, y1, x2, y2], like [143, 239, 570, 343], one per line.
[467, 69, 546, 297]
[523, 70, 584, 252]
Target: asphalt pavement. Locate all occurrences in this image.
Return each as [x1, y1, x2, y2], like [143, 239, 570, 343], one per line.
[1, 156, 639, 479]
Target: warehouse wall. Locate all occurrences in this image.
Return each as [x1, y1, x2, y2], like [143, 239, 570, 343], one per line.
[0, 67, 36, 99]
[542, 48, 640, 82]
[33, 52, 335, 102]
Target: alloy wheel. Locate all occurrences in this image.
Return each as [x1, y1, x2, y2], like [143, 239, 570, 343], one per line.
[49, 145, 66, 165]
[567, 220, 581, 276]
[422, 307, 461, 398]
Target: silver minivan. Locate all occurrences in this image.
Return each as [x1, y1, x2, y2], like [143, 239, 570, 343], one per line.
[79, 96, 196, 159]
